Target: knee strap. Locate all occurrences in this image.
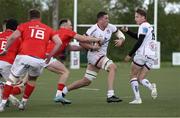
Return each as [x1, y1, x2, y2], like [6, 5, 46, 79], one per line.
[84, 70, 97, 81]
[101, 57, 113, 71]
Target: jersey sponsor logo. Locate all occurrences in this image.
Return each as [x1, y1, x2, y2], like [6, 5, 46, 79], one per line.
[29, 26, 46, 30]
[142, 27, 148, 33]
[149, 41, 156, 51]
[106, 29, 110, 34]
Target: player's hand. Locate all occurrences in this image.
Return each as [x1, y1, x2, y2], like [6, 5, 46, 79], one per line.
[97, 38, 103, 46]
[93, 43, 100, 51]
[124, 55, 131, 62]
[0, 49, 7, 56]
[114, 39, 124, 47]
[121, 26, 128, 32]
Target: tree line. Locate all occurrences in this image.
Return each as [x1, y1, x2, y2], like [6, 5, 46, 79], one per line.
[0, 0, 179, 61]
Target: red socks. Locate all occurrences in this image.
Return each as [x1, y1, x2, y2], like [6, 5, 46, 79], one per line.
[58, 83, 65, 91]
[23, 83, 35, 99]
[11, 86, 22, 95]
[2, 84, 13, 100]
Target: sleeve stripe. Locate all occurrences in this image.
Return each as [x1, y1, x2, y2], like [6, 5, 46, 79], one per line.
[89, 28, 97, 36]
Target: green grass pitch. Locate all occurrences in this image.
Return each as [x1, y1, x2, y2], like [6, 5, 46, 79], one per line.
[0, 62, 180, 117]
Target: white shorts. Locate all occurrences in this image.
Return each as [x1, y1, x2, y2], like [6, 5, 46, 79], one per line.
[87, 52, 113, 70]
[0, 61, 12, 80]
[43, 57, 57, 68]
[87, 52, 105, 66]
[133, 54, 155, 70]
[11, 55, 45, 77]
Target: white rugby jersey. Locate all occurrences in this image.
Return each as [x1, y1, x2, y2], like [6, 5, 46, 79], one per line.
[86, 23, 117, 55]
[136, 22, 156, 56]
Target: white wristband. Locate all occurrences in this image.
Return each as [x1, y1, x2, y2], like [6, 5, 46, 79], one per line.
[116, 30, 125, 40]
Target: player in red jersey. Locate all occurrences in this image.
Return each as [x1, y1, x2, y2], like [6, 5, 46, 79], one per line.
[0, 19, 21, 103]
[0, 18, 101, 106]
[45, 19, 101, 104]
[0, 9, 61, 112]
[0, 19, 25, 107]
[0, 19, 20, 79]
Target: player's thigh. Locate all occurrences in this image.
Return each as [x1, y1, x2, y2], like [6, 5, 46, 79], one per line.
[47, 60, 68, 74]
[145, 56, 155, 70]
[137, 56, 154, 79]
[131, 54, 146, 75]
[87, 52, 104, 68]
[0, 63, 11, 80]
[86, 64, 99, 72]
[27, 57, 45, 77]
[2, 66, 11, 80]
[11, 56, 29, 77]
[130, 61, 143, 78]
[28, 65, 44, 77]
[96, 56, 114, 71]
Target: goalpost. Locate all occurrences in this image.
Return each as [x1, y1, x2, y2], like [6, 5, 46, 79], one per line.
[70, 0, 160, 69]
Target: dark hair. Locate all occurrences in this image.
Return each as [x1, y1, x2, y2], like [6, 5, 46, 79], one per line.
[6, 19, 18, 31]
[136, 8, 147, 18]
[59, 19, 69, 27]
[97, 11, 108, 20]
[29, 9, 41, 19]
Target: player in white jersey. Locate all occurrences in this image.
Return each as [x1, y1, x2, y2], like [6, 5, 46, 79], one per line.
[121, 8, 157, 104]
[54, 11, 125, 103]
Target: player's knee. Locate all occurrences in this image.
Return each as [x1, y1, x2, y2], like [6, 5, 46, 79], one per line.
[61, 68, 70, 79]
[138, 74, 146, 81]
[82, 78, 91, 86]
[64, 69, 70, 76]
[130, 72, 138, 79]
[130, 69, 139, 78]
[108, 63, 117, 71]
[101, 57, 113, 71]
[84, 70, 97, 81]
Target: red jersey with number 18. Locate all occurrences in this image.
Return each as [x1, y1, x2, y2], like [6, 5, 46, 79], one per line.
[17, 19, 54, 59]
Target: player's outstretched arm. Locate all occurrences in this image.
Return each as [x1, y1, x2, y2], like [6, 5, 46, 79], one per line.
[79, 42, 100, 51]
[121, 26, 138, 39]
[68, 42, 100, 51]
[74, 34, 102, 43]
[68, 45, 83, 51]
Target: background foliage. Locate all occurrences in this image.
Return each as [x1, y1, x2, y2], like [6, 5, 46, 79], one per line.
[0, 0, 179, 61]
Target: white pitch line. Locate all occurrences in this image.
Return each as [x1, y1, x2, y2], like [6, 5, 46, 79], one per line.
[121, 96, 132, 98]
[80, 88, 100, 91]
